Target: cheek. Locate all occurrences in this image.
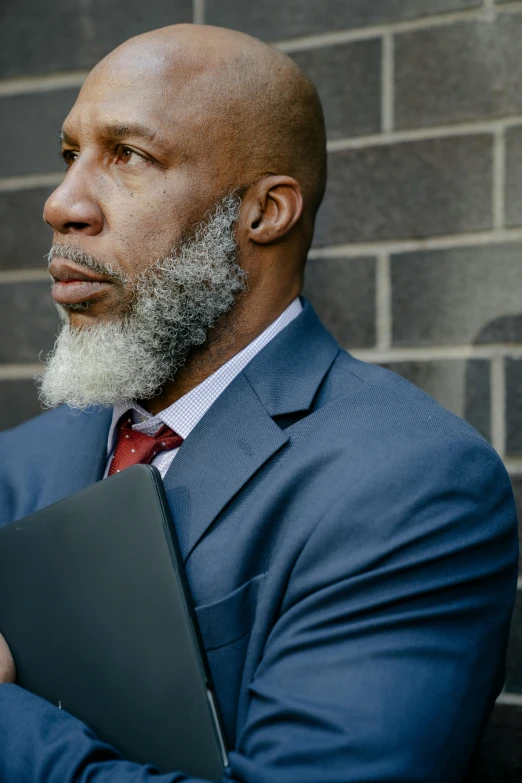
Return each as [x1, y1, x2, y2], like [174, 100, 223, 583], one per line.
[102, 174, 212, 275]
[104, 202, 179, 277]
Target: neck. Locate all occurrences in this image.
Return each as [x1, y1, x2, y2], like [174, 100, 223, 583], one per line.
[140, 289, 300, 415]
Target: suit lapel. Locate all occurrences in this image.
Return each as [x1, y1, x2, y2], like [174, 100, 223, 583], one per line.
[163, 372, 289, 561]
[36, 406, 113, 510]
[163, 301, 340, 561]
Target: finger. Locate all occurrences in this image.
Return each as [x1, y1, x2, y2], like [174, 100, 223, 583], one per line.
[0, 633, 16, 684]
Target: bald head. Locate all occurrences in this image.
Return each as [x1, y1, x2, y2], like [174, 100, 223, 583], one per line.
[90, 25, 327, 229]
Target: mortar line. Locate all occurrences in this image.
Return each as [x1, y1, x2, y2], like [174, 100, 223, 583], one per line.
[0, 269, 49, 283]
[497, 1, 522, 14]
[274, 8, 491, 52]
[307, 227, 522, 259]
[325, 119, 522, 152]
[497, 691, 522, 706]
[193, 0, 205, 25]
[493, 126, 506, 230]
[351, 345, 522, 363]
[375, 253, 392, 350]
[482, 0, 497, 21]
[0, 71, 87, 97]
[491, 355, 506, 457]
[504, 458, 522, 476]
[0, 364, 43, 380]
[381, 31, 394, 133]
[0, 172, 64, 193]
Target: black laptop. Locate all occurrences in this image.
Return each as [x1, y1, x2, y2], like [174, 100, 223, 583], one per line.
[0, 465, 227, 779]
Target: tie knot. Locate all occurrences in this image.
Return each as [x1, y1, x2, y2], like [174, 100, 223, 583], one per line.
[108, 416, 183, 476]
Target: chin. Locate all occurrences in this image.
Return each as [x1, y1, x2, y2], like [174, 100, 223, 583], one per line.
[65, 306, 124, 330]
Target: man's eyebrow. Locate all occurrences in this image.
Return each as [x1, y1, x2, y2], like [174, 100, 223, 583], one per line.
[59, 123, 158, 146]
[60, 129, 75, 145]
[102, 123, 157, 142]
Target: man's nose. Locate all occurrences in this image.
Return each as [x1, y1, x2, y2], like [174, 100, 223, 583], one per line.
[43, 165, 104, 236]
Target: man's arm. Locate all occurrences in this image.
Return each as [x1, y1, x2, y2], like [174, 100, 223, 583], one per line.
[0, 436, 517, 782]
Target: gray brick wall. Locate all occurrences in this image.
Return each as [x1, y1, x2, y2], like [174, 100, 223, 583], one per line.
[1, 0, 521, 778]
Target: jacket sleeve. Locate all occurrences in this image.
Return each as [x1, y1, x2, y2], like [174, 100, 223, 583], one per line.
[0, 434, 518, 783]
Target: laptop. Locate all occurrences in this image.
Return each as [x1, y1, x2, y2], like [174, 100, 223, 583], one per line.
[0, 464, 228, 779]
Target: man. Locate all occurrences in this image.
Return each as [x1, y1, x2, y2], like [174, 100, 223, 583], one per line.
[0, 23, 517, 783]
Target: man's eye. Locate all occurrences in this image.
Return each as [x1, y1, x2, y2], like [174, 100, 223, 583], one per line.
[62, 150, 78, 168]
[117, 146, 146, 166]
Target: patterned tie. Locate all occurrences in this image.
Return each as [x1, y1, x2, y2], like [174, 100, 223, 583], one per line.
[108, 415, 183, 476]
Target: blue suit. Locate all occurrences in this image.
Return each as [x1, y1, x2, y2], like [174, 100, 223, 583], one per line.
[0, 301, 517, 782]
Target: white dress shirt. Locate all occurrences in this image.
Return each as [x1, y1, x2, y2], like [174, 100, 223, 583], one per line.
[105, 297, 303, 478]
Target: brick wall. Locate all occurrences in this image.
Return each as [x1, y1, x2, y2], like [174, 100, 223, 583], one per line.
[1, 0, 521, 778]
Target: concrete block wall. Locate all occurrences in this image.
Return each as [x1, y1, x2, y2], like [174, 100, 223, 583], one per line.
[0, 0, 521, 778]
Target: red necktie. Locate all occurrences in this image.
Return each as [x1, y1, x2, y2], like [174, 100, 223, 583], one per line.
[108, 415, 183, 476]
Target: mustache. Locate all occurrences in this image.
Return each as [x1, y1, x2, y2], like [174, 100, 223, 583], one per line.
[47, 244, 129, 285]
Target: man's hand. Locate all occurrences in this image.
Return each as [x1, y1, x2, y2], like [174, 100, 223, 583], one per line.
[0, 634, 16, 684]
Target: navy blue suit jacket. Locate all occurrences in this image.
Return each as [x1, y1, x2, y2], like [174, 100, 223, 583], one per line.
[0, 302, 518, 782]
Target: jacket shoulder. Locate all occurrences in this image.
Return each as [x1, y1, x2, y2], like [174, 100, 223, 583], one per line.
[315, 347, 489, 445]
[0, 405, 74, 444]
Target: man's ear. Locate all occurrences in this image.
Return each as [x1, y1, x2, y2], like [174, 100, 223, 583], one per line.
[245, 176, 304, 245]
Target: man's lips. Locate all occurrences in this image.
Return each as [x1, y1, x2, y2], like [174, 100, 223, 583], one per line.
[49, 259, 113, 305]
[52, 280, 112, 305]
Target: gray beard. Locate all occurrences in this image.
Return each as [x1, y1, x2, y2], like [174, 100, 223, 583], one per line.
[37, 192, 247, 410]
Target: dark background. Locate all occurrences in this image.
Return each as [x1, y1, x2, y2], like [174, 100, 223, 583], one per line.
[0, 0, 521, 778]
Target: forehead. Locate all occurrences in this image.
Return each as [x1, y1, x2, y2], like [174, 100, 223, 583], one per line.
[64, 65, 178, 137]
